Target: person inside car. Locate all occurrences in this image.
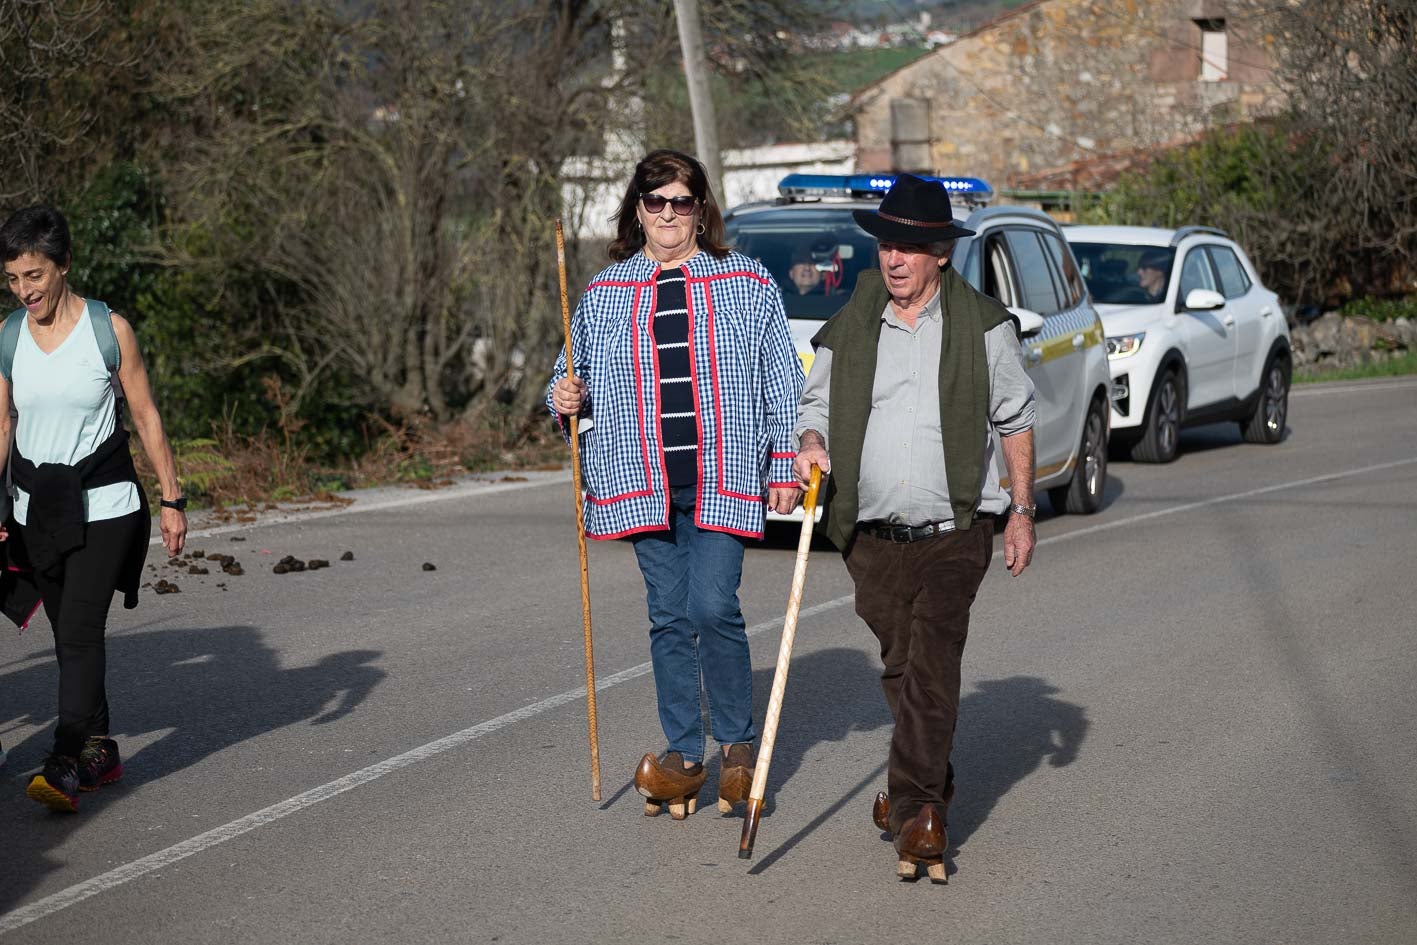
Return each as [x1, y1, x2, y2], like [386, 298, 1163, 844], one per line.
[788, 250, 824, 295]
[787, 239, 845, 296]
[1137, 251, 1171, 302]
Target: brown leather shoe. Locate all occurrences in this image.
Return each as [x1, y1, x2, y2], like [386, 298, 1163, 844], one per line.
[875, 783, 954, 834]
[717, 743, 755, 813]
[872, 791, 890, 832]
[634, 752, 706, 820]
[893, 804, 948, 884]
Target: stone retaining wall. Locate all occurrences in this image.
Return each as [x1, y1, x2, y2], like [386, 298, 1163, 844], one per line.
[1289, 313, 1417, 374]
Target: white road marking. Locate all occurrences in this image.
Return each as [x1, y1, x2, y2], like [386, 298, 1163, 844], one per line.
[1035, 456, 1417, 548]
[6, 453, 1415, 933]
[0, 598, 847, 935]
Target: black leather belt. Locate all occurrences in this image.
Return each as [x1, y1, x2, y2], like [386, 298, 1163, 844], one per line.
[858, 513, 1000, 543]
[859, 520, 954, 543]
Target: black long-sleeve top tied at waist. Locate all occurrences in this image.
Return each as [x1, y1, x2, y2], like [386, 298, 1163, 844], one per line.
[7, 427, 151, 609]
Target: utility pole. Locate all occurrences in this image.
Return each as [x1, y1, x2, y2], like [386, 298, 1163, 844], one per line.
[672, 0, 725, 203]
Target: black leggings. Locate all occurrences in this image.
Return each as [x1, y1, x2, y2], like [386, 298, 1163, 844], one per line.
[19, 510, 142, 757]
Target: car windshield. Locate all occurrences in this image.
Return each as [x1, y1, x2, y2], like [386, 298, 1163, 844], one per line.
[724, 208, 883, 320]
[1069, 242, 1175, 305]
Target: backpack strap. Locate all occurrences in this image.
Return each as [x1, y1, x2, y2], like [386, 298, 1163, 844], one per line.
[86, 301, 125, 402]
[87, 301, 120, 373]
[0, 308, 18, 512]
[0, 308, 25, 382]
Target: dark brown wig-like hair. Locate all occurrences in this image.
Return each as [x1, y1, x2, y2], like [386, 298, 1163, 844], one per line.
[607, 148, 729, 262]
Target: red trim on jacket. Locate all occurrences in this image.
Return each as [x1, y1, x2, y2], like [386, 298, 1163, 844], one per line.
[586, 283, 655, 506]
[588, 521, 670, 540]
[700, 278, 762, 504]
[646, 276, 675, 526]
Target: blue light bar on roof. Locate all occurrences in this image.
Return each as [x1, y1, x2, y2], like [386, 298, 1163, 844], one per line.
[778, 173, 993, 202]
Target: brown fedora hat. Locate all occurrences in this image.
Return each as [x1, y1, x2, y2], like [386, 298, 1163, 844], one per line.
[853, 174, 975, 243]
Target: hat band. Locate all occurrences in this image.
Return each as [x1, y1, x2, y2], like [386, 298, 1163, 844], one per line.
[876, 211, 959, 229]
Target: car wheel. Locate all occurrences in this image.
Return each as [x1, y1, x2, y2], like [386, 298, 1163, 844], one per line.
[1239, 355, 1290, 444]
[1131, 370, 1183, 463]
[1048, 396, 1108, 515]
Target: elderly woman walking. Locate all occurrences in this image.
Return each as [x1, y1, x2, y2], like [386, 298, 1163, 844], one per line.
[548, 149, 803, 820]
[0, 206, 187, 813]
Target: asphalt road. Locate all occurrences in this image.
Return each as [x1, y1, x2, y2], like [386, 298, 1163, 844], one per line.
[2, 377, 1415, 944]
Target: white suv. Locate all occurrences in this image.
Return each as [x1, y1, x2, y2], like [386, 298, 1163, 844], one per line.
[725, 174, 1113, 518]
[1065, 225, 1291, 463]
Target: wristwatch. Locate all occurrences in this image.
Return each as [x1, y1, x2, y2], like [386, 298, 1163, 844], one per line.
[1009, 502, 1037, 519]
[160, 496, 188, 512]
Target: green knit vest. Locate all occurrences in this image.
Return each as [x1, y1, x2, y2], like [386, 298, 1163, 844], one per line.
[811, 266, 1010, 552]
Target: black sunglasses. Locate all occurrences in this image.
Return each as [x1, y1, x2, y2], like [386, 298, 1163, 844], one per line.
[640, 193, 698, 216]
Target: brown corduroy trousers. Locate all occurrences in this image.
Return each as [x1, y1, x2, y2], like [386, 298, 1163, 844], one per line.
[844, 520, 995, 835]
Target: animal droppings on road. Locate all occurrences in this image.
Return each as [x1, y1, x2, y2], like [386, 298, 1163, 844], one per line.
[153, 579, 181, 594]
[188, 566, 209, 575]
[230, 536, 246, 542]
[340, 550, 354, 561]
[191, 550, 205, 558]
[422, 562, 437, 571]
[308, 559, 329, 569]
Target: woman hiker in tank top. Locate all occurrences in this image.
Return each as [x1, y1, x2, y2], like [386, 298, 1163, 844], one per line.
[0, 206, 187, 813]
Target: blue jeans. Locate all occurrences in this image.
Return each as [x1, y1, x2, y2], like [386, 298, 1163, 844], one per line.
[631, 486, 754, 764]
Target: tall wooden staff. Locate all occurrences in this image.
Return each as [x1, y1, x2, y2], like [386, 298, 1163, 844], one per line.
[556, 219, 601, 801]
[739, 465, 823, 858]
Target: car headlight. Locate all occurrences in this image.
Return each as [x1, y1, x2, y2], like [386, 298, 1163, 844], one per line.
[1105, 332, 1145, 360]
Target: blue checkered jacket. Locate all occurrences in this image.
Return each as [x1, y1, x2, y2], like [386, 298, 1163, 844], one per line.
[547, 250, 803, 539]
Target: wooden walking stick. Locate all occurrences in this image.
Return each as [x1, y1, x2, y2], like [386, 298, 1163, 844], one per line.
[556, 219, 602, 801]
[739, 464, 823, 859]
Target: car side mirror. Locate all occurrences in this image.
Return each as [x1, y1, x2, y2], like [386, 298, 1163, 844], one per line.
[1184, 288, 1225, 311]
[1008, 307, 1046, 339]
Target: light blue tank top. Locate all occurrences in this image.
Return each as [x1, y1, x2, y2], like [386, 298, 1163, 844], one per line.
[10, 302, 140, 525]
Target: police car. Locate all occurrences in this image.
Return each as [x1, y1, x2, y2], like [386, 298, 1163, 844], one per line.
[724, 173, 1112, 520]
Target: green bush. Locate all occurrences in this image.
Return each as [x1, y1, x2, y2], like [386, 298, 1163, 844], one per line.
[1081, 120, 1411, 309]
[1340, 296, 1417, 322]
[67, 162, 162, 315]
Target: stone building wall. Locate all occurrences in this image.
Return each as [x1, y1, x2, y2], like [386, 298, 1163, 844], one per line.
[853, 0, 1286, 188]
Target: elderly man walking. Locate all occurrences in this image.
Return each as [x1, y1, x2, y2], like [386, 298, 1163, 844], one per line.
[793, 173, 1037, 884]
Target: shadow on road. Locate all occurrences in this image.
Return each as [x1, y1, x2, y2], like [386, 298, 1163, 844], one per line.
[0, 624, 384, 914]
[949, 675, 1089, 852]
[1111, 419, 1293, 463]
[738, 645, 894, 809]
[745, 672, 1087, 872]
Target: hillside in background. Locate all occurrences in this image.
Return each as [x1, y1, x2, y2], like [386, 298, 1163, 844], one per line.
[845, 0, 1031, 32]
[812, 0, 1030, 96]
[818, 45, 933, 94]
